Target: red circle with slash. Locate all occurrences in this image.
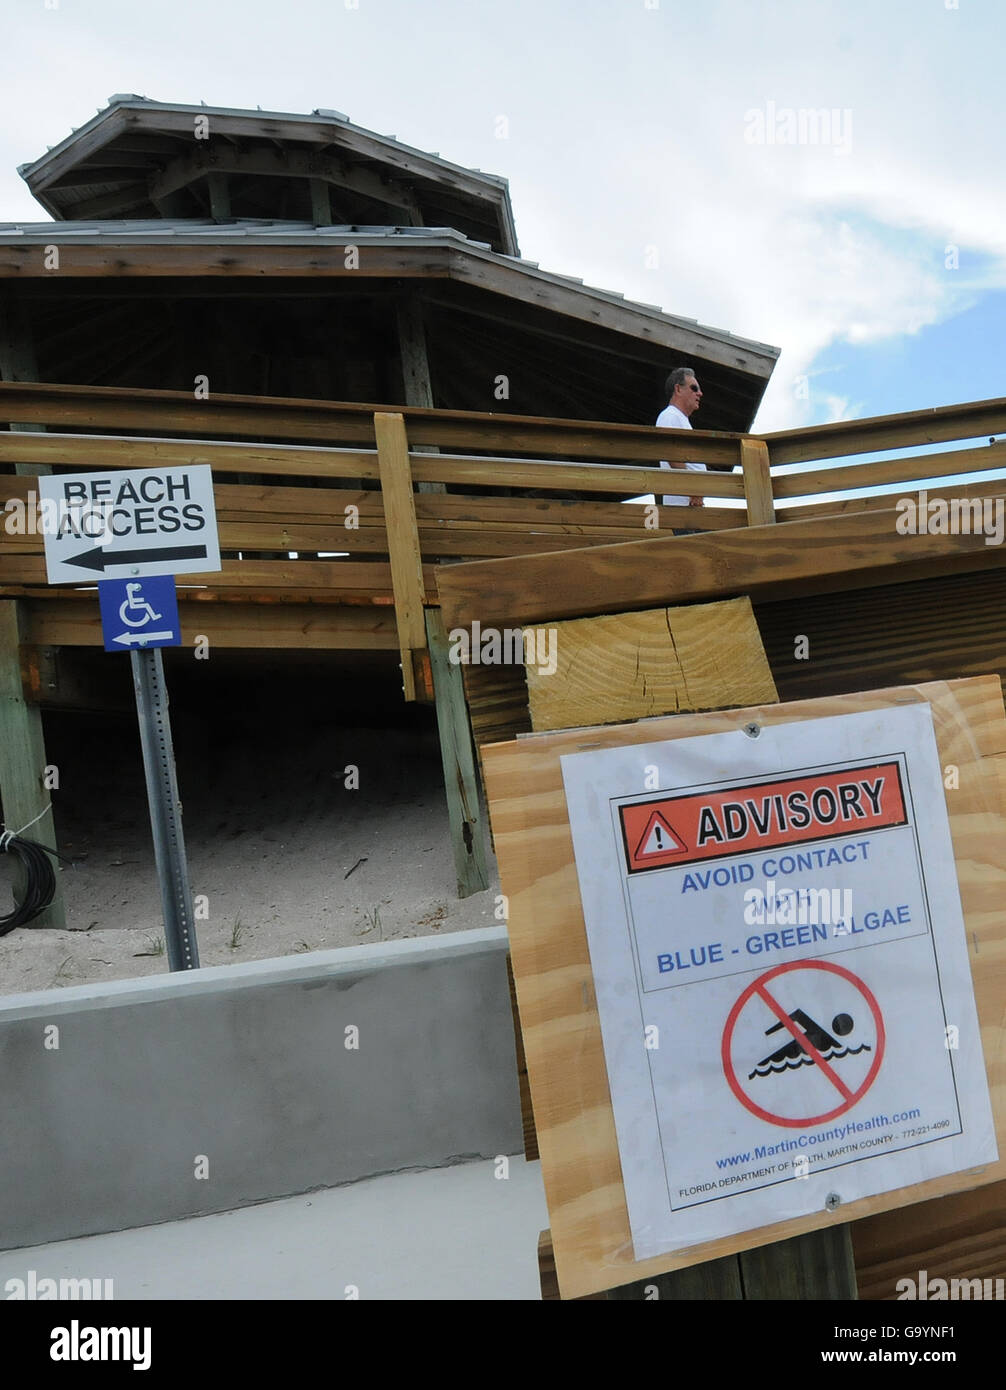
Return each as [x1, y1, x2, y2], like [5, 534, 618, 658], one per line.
[721, 959, 885, 1128]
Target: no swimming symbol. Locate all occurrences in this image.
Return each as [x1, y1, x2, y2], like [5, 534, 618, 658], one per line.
[721, 960, 885, 1128]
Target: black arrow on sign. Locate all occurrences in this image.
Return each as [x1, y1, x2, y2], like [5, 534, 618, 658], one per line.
[63, 544, 209, 574]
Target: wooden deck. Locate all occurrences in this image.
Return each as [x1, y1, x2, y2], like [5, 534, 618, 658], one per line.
[2, 381, 1005, 689]
[3, 380, 1005, 904]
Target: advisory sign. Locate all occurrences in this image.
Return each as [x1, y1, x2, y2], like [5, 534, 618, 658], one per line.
[560, 703, 997, 1261]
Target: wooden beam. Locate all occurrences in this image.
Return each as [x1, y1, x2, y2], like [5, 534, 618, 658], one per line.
[740, 437, 775, 525]
[375, 412, 427, 699]
[0, 381, 741, 465]
[0, 235, 780, 380]
[66, 185, 153, 220]
[0, 602, 65, 928]
[21, 599, 398, 650]
[445, 247, 779, 378]
[773, 441, 1006, 501]
[114, 104, 507, 203]
[0, 242, 449, 282]
[783, 474, 1006, 522]
[766, 398, 1006, 465]
[524, 600, 778, 732]
[853, 1181, 1006, 1300]
[425, 607, 489, 898]
[22, 106, 131, 197]
[0, 431, 379, 479]
[147, 145, 420, 219]
[435, 505, 1006, 631]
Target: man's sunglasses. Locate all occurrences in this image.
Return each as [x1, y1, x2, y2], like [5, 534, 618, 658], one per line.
[689, 384, 701, 392]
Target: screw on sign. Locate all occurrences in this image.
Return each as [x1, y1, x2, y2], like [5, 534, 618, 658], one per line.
[720, 960, 885, 1128]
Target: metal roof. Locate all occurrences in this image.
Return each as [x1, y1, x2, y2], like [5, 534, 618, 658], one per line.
[0, 218, 780, 360]
[0, 218, 487, 246]
[17, 97, 519, 254]
[20, 95, 511, 191]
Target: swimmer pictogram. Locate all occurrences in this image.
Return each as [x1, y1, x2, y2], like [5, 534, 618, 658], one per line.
[748, 1006, 871, 1079]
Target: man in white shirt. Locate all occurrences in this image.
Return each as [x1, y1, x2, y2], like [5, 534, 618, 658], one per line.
[656, 367, 705, 522]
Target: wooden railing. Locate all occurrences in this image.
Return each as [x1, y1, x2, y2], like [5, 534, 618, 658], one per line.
[2, 382, 1005, 688]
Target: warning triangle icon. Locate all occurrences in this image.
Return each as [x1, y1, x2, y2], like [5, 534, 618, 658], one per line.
[634, 810, 687, 861]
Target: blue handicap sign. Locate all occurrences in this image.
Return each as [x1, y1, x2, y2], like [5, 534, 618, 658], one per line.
[98, 575, 181, 653]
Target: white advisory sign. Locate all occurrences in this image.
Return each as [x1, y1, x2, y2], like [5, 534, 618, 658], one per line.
[38, 466, 221, 583]
[560, 704, 997, 1261]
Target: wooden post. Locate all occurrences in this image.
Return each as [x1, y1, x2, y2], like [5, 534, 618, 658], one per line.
[740, 437, 776, 526]
[309, 178, 331, 226]
[0, 602, 66, 929]
[0, 292, 66, 928]
[424, 607, 489, 899]
[396, 296, 435, 412]
[375, 412, 427, 702]
[0, 289, 49, 462]
[395, 295, 446, 497]
[206, 172, 231, 220]
[739, 1226, 857, 1300]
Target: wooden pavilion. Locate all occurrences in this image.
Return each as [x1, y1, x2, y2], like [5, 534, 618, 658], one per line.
[0, 97, 1003, 1303]
[0, 94, 780, 918]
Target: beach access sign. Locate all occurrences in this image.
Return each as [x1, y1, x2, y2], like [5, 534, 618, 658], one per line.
[38, 466, 220, 584]
[560, 704, 997, 1261]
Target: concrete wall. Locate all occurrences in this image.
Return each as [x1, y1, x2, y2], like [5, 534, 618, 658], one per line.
[0, 927, 523, 1250]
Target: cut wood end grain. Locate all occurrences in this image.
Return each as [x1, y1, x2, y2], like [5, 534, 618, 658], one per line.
[525, 598, 778, 732]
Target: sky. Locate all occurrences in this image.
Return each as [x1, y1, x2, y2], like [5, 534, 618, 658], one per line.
[1, 0, 1003, 432]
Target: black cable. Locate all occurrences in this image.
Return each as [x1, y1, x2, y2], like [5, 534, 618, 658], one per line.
[0, 834, 57, 934]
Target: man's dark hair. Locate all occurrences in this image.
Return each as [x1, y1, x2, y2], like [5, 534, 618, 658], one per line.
[665, 366, 696, 399]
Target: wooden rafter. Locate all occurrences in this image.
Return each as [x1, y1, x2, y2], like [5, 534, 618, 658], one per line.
[146, 145, 421, 220]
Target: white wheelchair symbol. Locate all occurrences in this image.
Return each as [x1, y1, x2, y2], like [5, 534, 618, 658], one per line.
[118, 582, 162, 628]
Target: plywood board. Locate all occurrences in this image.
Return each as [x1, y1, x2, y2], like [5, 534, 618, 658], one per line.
[525, 598, 777, 732]
[482, 676, 1006, 1299]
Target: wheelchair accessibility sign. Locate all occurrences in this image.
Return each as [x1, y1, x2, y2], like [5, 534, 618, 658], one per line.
[98, 575, 181, 652]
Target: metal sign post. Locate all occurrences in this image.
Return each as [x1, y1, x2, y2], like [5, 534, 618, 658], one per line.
[41, 468, 221, 974]
[130, 646, 199, 972]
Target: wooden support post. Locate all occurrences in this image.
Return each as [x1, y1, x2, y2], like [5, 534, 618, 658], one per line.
[0, 290, 49, 467]
[739, 1225, 858, 1300]
[740, 437, 775, 526]
[396, 296, 435, 411]
[395, 295, 445, 496]
[309, 178, 332, 226]
[375, 411, 427, 702]
[206, 172, 231, 220]
[425, 606, 489, 899]
[540, 1225, 857, 1299]
[607, 1252, 744, 1300]
[0, 602, 66, 929]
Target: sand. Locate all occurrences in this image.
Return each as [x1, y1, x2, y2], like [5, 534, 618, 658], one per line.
[0, 714, 501, 996]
